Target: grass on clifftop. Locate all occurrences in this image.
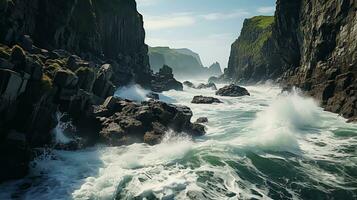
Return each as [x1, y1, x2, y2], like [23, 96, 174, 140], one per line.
[250, 16, 274, 29]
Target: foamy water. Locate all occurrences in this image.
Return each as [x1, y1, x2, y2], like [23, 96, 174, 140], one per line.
[1, 82, 356, 200]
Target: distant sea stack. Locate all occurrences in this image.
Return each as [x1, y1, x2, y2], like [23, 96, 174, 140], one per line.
[222, 0, 356, 119]
[148, 46, 222, 79]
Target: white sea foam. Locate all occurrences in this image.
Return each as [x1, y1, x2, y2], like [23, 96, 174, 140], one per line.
[114, 84, 150, 102]
[1, 84, 356, 200]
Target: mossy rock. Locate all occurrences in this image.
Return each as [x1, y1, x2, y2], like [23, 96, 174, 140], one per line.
[41, 74, 53, 92]
[0, 44, 10, 59]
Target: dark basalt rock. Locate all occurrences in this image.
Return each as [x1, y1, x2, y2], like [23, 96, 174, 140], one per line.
[216, 84, 250, 97]
[151, 65, 183, 92]
[191, 96, 222, 104]
[183, 81, 195, 88]
[90, 97, 205, 146]
[196, 83, 217, 90]
[146, 92, 160, 100]
[196, 117, 208, 124]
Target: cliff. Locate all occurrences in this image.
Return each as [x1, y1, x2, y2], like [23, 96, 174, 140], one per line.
[223, 0, 356, 119]
[224, 16, 282, 83]
[149, 46, 222, 79]
[0, 0, 183, 182]
[0, 0, 151, 85]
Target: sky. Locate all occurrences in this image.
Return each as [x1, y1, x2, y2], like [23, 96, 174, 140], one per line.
[136, 0, 276, 68]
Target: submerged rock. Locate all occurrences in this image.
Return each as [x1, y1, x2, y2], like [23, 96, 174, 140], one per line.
[183, 81, 195, 88]
[146, 92, 160, 100]
[90, 96, 205, 146]
[196, 83, 217, 90]
[216, 84, 250, 97]
[191, 95, 222, 104]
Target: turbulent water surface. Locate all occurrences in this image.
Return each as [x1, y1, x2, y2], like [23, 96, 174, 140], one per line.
[1, 82, 357, 200]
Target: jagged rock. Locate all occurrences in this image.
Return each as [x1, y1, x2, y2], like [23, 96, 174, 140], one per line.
[53, 69, 78, 88]
[196, 117, 208, 124]
[90, 97, 205, 146]
[151, 65, 183, 92]
[191, 96, 222, 104]
[216, 84, 250, 97]
[93, 64, 116, 99]
[146, 92, 159, 100]
[0, 69, 28, 101]
[10, 45, 26, 71]
[19, 35, 33, 51]
[183, 81, 195, 88]
[196, 83, 217, 90]
[76, 67, 95, 92]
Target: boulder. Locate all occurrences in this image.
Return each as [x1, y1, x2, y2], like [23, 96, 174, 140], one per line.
[216, 84, 250, 97]
[89, 97, 205, 146]
[183, 81, 195, 88]
[54, 69, 78, 88]
[146, 92, 160, 100]
[0, 69, 28, 101]
[196, 83, 217, 90]
[191, 95, 222, 104]
[93, 64, 116, 99]
[76, 67, 95, 92]
[196, 117, 208, 123]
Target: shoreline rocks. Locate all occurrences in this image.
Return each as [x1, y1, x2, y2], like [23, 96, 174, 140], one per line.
[216, 84, 250, 97]
[89, 96, 206, 146]
[191, 96, 222, 104]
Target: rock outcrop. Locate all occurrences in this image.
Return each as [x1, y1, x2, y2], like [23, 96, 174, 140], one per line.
[151, 65, 183, 92]
[0, 0, 156, 182]
[222, 0, 357, 119]
[223, 16, 281, 83]
[191, 96, 222, 104]
[216, 84, 250, 97]
[90, 96, 206, 145]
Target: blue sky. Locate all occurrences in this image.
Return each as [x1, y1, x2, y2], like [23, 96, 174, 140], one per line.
[137, 0, 276, 68]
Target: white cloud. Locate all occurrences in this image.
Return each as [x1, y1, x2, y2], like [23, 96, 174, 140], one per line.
[144, 13, 196, 30]
[257, 6, 275, 14]
[201, 10, 250, 20]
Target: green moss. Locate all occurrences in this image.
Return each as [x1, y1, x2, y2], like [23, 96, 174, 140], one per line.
[75, 66, 94, 74]
[250, 16, 274, 29]
[41, 74, 53, 92]
[235, 16, 275, 63]
[0, 44, 10, 59]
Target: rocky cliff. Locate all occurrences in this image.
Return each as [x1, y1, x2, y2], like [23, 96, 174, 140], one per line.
[223, 0, 357, 119]
[0, 0, 185, 182]
[224, 16, 282, 83]
[149, 46, 222, 79]
[0, 0, 151, 85]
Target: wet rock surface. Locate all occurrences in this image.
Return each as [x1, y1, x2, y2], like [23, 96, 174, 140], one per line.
[216, 84, 250, 97]
[89, 96, 206, 146]
[191, 96, 222, 104]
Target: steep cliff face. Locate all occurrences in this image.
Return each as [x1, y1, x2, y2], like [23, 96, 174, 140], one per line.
[224, 0, 356, 119]
[148, 47, 206, 78]
[0, 0, 151, 85]
[225, 16, 282, 83]
[276, 0, 357, 119]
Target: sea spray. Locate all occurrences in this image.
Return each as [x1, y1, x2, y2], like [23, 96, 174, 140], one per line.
[114, 84, 150, 101]
[245, 90, 321, 152]
[53, 112, 75, 144]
